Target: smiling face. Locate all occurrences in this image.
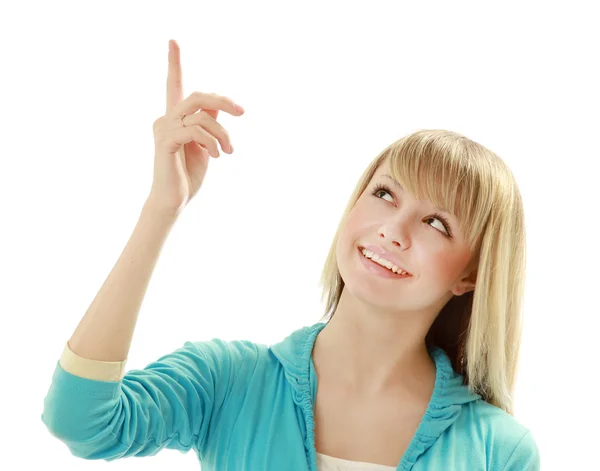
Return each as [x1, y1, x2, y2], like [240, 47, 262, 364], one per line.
[335, 160, 477, 317]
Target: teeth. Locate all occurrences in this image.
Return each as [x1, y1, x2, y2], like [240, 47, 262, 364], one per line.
[361, 249, 410, 275]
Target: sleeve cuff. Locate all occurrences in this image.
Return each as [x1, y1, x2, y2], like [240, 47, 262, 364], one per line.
[59, 341, 128, 382]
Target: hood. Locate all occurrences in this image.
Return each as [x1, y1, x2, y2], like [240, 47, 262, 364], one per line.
[269, 321, 482, 469]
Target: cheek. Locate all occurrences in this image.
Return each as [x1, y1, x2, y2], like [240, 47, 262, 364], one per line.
[344, 202, 374, 232]
[429, 251, 470, 283]
[335, 211, 365, 266]
[339, 208, 364, 241]
[434, 256, 457, 280]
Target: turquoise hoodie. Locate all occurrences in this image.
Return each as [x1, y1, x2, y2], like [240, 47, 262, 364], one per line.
[41, 322, 540, 470]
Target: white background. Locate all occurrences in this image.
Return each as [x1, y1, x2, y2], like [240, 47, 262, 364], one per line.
[1, 0, 598, 469]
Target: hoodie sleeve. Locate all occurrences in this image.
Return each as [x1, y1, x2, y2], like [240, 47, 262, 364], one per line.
[502, 430, 540, 471]
[41, 338, 248, 461]
[57, 341, 128, 381]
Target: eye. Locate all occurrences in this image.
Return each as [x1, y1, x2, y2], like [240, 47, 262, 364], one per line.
[372, 183, 394, 202]
[371, 183, 454, 238]
[426, 213, 453, 238]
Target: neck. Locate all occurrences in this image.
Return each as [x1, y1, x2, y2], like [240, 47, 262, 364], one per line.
[313, 289, 440, 398]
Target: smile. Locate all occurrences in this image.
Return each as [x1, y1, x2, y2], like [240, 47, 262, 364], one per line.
[358, 247, 413, 279]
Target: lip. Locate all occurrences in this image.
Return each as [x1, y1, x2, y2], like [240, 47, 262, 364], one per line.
[357, 247, 413, 279]
[359, 244, 412, 275]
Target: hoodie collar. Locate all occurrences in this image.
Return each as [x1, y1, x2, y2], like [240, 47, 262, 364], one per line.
[270, 321, 482, 471]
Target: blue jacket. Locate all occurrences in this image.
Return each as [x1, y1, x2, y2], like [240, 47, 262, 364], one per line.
[41, 321, 540, 470]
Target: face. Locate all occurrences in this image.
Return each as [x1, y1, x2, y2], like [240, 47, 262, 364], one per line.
[335, 161, 477, 317]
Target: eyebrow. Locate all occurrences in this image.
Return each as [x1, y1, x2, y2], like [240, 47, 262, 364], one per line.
[382, 174, 403, 191]
[381, 174, 451, 215]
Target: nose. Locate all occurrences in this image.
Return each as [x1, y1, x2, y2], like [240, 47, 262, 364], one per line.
[377, 228, 410, 250]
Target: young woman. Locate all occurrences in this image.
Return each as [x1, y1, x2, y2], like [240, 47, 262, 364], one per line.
[41, 40, 539, 470]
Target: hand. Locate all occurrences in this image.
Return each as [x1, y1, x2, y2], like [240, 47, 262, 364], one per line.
[148, 39, 245, 214]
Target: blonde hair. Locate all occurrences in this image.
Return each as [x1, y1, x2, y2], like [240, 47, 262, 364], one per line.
[318, 129, 527, 415]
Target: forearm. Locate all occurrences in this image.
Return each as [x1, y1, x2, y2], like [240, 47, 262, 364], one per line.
[68, 200, 179, 362]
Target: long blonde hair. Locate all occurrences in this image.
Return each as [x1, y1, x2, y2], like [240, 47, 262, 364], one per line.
[318, 129, 527, 415]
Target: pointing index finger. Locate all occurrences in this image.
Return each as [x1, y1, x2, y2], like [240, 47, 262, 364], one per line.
[166, 40, 184, 113]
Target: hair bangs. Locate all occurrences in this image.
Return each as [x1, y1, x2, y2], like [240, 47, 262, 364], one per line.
[384, 130, 495, 251]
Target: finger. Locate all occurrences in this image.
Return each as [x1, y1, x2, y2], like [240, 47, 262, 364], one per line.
[166, 40, 184, 113]
[184, 111, 233, 153]
[172, 92, 244, 120]
[174, 125, 221, 157]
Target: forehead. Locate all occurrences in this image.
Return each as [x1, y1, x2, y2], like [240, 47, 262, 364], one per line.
[371, 162, 403, 193]
[370, 163, 395, 186]
[374, 162, 391, 176]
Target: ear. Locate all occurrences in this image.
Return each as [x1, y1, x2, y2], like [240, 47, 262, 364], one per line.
[451, 268, 477, 296]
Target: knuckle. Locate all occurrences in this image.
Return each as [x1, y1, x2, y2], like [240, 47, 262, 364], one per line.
[193, 126, 204, 140]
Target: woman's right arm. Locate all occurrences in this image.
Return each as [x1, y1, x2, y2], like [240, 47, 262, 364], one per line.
[41, 201, 197, 457]
[42, 324, 252, 460]
[41, 200, 254, 460]
[41, 39, 247, 460]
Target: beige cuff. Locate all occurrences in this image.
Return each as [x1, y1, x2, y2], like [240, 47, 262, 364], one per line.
[59, 342, 128, 381]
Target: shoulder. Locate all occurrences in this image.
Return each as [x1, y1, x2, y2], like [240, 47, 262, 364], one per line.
[169, 338, 272, 405]
[463, 400, 540, 470]
[181, 336, 283, 384]
[181, 337, 269, 372]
